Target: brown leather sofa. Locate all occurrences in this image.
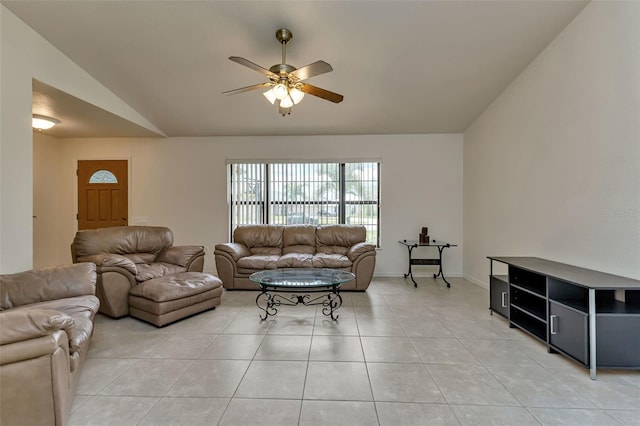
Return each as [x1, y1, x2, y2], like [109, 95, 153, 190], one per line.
[214, 224, 376, 290]
[0, 263, 99, 426]
[71, 226, 205, 318]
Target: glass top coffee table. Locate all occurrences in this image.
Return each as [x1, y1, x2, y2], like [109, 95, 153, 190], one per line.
[249, 268, 355, 320]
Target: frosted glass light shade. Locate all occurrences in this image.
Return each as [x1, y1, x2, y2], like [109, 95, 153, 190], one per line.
[280, 95, 294, 108]
[263, 88, 277, 104]
[273, 84, 288, 100]
[32, 114, 60, 130]
[290, 88, 305, 104]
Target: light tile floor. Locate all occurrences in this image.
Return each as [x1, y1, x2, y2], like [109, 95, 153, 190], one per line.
[71, 277, 640, 425]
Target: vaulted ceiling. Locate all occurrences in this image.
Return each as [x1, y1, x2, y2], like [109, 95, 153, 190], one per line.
[4, 0, 589, 137]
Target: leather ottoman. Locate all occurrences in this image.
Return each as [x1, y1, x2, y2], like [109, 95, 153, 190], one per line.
[128, 272, 222, 327]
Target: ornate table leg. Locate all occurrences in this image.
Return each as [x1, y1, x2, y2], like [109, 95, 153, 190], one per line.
[321, 288, 343, 320]
[256, 285, 344, 321]
[255, 289, 279, 320]
[403, 244, 419, 287]
[433, 245, 452, 288]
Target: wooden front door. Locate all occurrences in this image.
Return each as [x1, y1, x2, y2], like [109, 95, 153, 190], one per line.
[77, 160, 128, 230]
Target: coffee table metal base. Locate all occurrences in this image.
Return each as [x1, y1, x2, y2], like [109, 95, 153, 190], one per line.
[256, 286, 342, 320]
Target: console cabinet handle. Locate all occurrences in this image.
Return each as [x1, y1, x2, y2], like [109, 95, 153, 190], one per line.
[550, 315, 558, 335]
[501, 292, 508, 308]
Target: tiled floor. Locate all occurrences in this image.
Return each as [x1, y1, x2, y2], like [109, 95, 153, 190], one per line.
[71, 277, 640, 425]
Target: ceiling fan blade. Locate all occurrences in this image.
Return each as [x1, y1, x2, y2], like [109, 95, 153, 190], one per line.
[223, 82, 271, 95]
[299, 83, 344, 103]
[229, 56, 278, 79]
[290, 60, 333, 81]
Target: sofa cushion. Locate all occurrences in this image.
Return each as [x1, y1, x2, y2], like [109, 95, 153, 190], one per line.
[234, 225, 283, 255]
[237, 255, 280, 271]
[312, 253, 353, 268]
[129, 272, 222, 303]
[282, 225, 316, 255]
[316, 225, 366, 255]
[0, 263, 97, 311]
[72, 226, 173, 258]
[18, 296, 101, 320]
[135, 263, 185, 282]
[277, 253, 314, 268]
[123, 253, 157, 264]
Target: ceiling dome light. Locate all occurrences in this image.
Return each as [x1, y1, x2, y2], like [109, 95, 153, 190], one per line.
[280, 95, 294, 108]
[32, 114, 60, 130]
[290, 88, 305, 105]
[263, 88, 277, 105]
[273, 83, 288, 100]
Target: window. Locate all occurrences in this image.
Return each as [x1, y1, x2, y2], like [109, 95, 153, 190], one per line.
[88, 170, 118, 183]
[229, 161, 380, 245]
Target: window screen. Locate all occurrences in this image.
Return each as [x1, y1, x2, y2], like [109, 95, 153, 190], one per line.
[228, 161, 380, 245]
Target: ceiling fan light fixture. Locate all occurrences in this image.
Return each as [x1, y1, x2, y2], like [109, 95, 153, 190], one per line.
[32, 114, 60, 130]
[279, 106, 292, 116]
[225, 28, 343, 116]
[280, 94, 294, 108]
[273, 83, 288, 100]
[263, 88, 277, 104]
[290, 87, 305, 105]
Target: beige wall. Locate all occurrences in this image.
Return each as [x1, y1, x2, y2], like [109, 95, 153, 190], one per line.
[33, 134, 464, 277]
[0, 5, 162, 273]
[17, 2, 640, 286]
[463, 1, 640, 285]
[33, 133, 64, 269]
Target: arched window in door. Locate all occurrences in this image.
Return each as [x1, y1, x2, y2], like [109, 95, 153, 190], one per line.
[78, 160, 128, 229]
[88, 170, 118, 184]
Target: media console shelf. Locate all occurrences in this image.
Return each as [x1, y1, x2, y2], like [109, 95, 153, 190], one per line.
[488, 256, 640, 379]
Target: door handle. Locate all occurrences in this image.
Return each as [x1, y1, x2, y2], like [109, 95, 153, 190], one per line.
[501, 292, 508, 308]
[550, 315, 558, 335]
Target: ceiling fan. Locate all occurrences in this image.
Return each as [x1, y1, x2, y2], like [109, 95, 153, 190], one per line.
[223, 28, 343, 116]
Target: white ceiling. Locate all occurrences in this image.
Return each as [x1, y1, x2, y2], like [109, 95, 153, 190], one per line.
[32, 79, 162, 138]
[5, 0, 589, 138]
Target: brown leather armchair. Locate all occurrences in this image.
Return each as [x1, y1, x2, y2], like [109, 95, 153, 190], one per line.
[0, 263, 99, 426]
[71, 226, 205, 318]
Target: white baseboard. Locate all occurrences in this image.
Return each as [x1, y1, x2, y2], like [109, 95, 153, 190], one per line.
[464, 274, 488, 289]
[372, 272, 488, 290]
[373, 272, 463, 278]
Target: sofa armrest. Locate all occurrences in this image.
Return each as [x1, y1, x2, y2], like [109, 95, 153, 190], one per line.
[214, 243, 251, 261]
[0, 317, 73, 426]
[346, 242, 376, 262]
[77, 254, 137, 275]
[0, 309, 74, 346]
[156, 245, 205, 267]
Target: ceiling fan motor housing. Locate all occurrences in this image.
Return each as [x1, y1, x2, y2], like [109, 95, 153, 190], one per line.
[275, 28, 293, 44]
[269, 63, 297, 76]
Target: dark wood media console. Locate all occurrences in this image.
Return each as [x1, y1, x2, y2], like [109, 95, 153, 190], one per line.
[488, 256, 640, 379]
